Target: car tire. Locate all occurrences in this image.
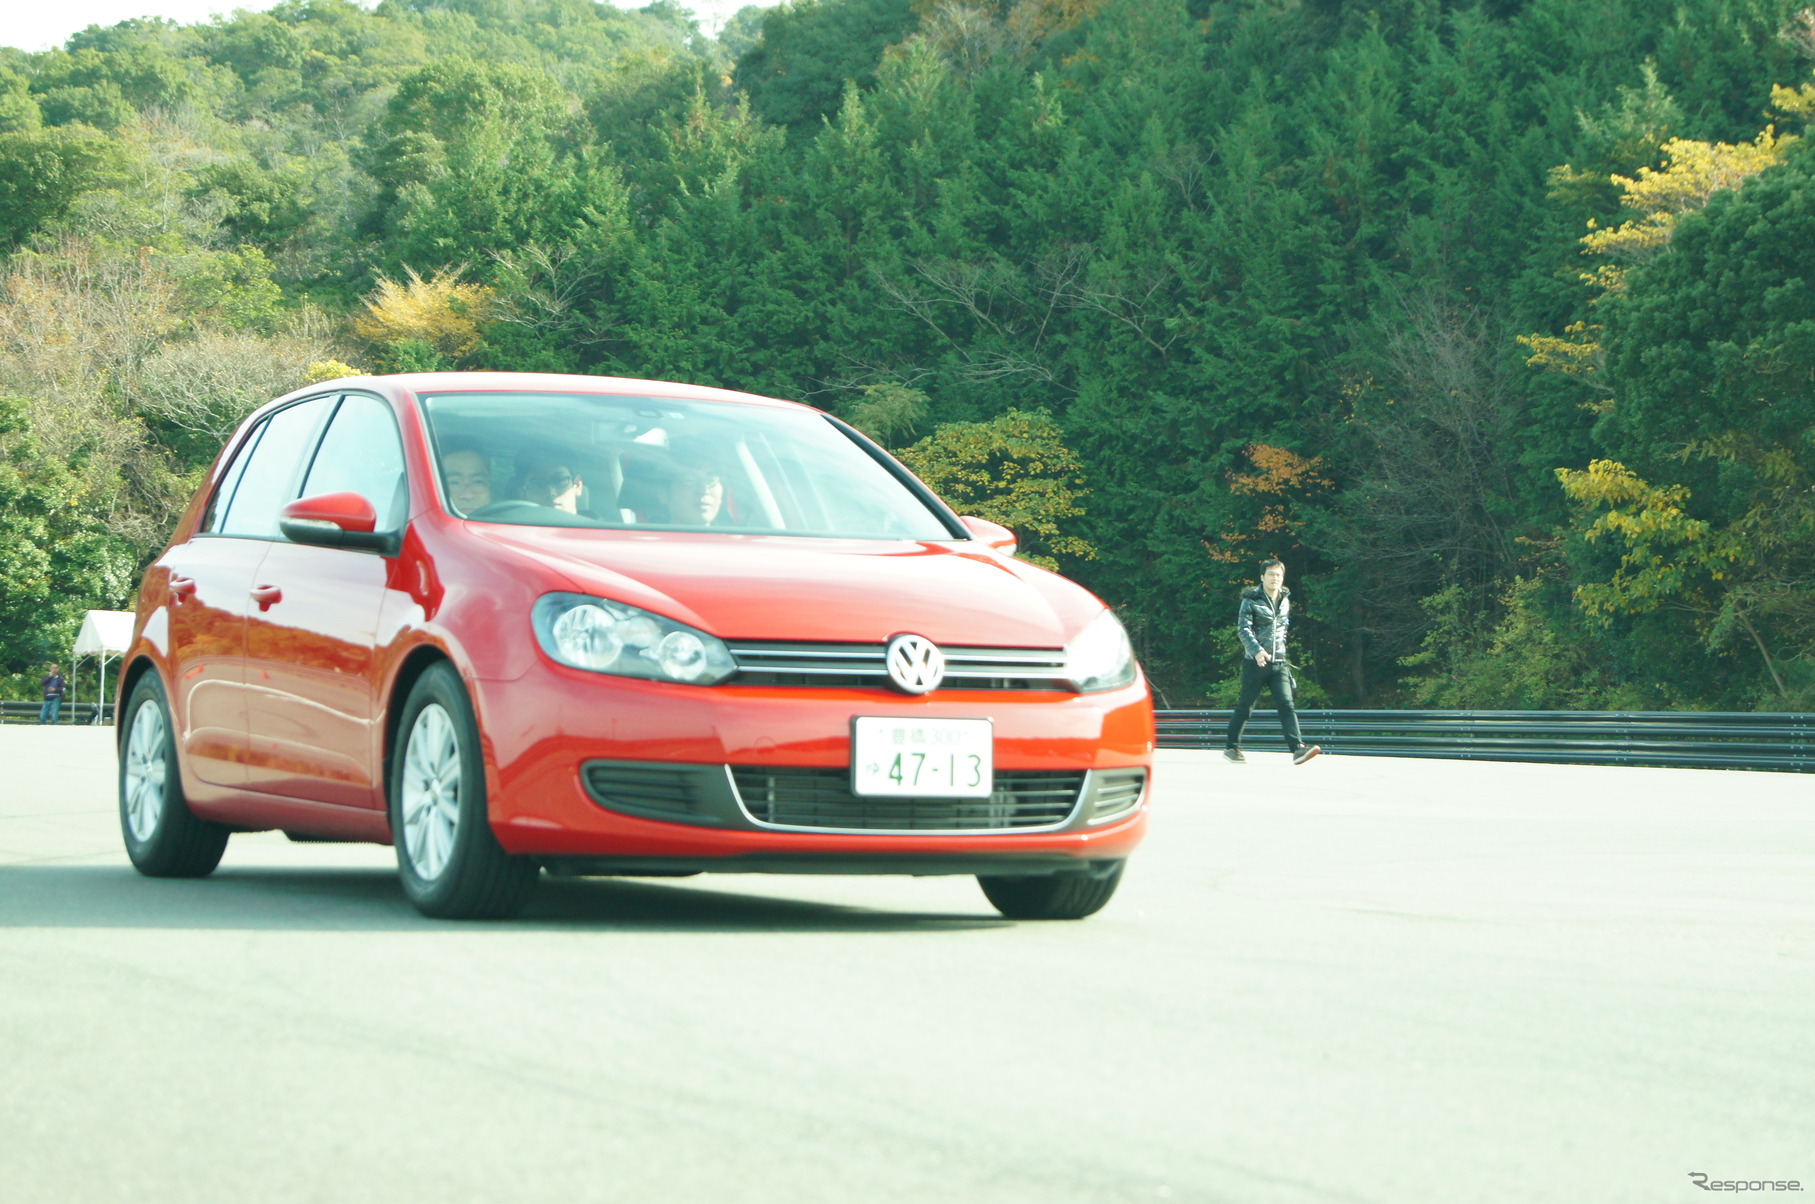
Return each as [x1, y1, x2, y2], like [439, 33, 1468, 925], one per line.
[119, 674, 230, 878]
[977, 861, 1125, 920]
[390, 662, 538, 919]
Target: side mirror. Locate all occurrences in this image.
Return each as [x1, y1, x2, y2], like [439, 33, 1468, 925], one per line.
[959, 515, 1017, 556]
[279, 492, 399, 554]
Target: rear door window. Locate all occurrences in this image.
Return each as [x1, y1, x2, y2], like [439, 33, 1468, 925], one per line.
[201, 423, 265, 534]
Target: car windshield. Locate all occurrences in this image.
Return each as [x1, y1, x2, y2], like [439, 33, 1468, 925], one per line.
[421, 391, 959, 541]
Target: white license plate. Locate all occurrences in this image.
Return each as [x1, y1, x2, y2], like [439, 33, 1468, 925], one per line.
[851, 717, 994, 798]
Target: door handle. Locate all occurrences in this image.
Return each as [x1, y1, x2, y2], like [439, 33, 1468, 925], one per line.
[250, 584, 283, 610]
[169, 575, 197, 602]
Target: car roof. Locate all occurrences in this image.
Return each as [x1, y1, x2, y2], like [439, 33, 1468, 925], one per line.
[294, 372, 820, 415]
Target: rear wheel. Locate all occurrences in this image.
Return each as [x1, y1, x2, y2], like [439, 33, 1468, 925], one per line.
[119, 675, 230, 877]
[390, 663, 537, 919]
[977, 862, 1125, 920]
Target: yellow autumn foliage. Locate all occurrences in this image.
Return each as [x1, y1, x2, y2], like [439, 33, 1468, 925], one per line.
[1523, 112, 1797, 385]
[1515, 321, 1604, 382]
[354, 267, 494, 358]
[305, 359, 362, 384]
[1578, 127, 1793, 263]
[1774, 81, 1815, 120]
[1555, 459, 1745, 614]
[896, 408, 1095, 568]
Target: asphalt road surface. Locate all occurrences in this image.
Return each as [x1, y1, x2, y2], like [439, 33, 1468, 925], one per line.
[2, 725, 1810, 1204]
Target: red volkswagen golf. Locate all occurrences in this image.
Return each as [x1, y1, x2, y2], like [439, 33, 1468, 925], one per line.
[116, 373, 1152, 919]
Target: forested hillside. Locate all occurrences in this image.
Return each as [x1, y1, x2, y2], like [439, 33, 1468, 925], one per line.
[3, 0, 1813, 709]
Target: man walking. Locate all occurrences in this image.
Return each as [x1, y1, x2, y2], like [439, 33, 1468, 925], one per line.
[1223, 559, 1320, 765]
[38, 663, 67, 725]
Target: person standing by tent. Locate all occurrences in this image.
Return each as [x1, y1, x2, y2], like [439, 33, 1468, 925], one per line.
[38, 663, 67, 725]
[1223, 559, 1320, 765]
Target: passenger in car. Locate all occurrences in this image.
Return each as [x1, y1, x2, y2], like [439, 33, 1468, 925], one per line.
[438, 438, 493, 515]
[654, 458, 726, 526]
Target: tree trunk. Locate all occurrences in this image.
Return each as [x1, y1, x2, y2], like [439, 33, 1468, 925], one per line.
[1734, 609, 1788, 700]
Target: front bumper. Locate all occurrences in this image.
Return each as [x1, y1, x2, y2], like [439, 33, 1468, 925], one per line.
[474, 668, 1153, 868]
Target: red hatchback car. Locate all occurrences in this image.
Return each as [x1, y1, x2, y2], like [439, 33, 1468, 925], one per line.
[116, 373, 1152, 919]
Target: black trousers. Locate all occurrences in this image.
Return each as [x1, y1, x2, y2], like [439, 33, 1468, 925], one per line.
[1224, 658, 1305, 752]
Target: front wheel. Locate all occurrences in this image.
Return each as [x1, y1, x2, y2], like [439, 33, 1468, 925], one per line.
[119, 674, 230, 877]
[977, 862, 1125, 920]
[390, 663, 538, 919]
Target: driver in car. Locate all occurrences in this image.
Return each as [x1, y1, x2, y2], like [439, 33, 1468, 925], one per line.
[515, 447, 590, 515]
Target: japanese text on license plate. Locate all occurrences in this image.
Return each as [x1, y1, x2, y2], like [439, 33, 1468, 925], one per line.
[851, 717, 993, 798]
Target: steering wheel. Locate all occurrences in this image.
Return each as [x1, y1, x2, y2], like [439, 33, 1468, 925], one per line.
[466, 499, 545, 520]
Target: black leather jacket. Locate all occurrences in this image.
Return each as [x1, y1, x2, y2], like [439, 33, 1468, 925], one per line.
[1236, 585, 1289, 661]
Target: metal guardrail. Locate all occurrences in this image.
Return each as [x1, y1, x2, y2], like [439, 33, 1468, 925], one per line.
[1, 701, 114, 726]
[1157, 709, 1815, 773]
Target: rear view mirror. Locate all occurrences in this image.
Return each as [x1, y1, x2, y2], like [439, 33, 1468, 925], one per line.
[959, 515, 1017, 555]
[279, 492, 399, 554]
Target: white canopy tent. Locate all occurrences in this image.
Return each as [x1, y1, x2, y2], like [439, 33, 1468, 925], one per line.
[72, 610, 135, 721]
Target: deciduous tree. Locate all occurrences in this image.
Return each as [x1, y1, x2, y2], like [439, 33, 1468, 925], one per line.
[896, 408, 1094, 569]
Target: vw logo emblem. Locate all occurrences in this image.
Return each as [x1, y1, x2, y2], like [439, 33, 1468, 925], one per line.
[885, 634, 945, 695]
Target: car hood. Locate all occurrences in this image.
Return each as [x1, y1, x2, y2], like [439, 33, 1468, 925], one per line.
[465, 526, 1102, 646]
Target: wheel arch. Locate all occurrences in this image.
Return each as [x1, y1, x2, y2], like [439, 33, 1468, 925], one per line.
[382, 645, 457, 803]
[115, 655, 163, 750]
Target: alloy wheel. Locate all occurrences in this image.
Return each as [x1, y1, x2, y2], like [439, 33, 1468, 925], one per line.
[123, 700, 168, 843]
[401, 703, 462, 881]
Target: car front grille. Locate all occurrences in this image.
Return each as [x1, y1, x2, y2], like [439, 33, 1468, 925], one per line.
[727, 641, 1072, 691]
[729, 767, 1086, 832]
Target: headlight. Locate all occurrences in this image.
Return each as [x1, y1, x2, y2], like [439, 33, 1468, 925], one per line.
[532, 593, 735, 685]
[1065, 608, 1138, 692]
